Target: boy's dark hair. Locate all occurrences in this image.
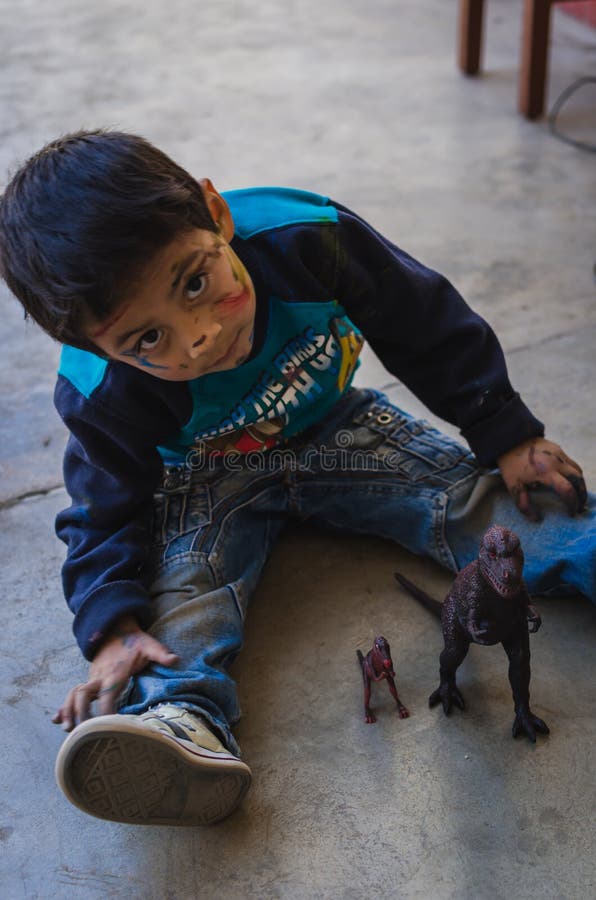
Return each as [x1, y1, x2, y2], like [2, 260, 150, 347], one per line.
[0, 129, 217, 350]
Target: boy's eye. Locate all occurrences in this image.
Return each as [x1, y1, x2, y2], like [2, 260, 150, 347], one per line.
[138, 328, 162, 351]
[185, 272, 207, 300]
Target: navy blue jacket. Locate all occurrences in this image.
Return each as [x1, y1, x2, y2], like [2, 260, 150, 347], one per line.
[54, 189, 544, 658]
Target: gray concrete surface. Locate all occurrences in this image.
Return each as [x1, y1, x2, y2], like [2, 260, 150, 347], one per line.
[1, 1, 595, 898]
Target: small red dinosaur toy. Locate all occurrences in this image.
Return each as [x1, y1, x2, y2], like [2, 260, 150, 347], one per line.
[357, 635, 410, 724]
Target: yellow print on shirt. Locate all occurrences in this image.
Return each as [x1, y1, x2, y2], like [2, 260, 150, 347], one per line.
[329, 317, 364, 392]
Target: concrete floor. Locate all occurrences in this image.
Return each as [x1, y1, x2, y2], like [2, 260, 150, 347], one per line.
[1, 1, 595, 898]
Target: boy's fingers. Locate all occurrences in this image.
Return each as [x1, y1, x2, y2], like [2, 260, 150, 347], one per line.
[567, 457, 583, 475]
[544, 446, 584, 481]
[145, 638, 179, 667]
[512, 470, 586, 519]
[96, 679, 127, 717]
[72, 680, 99, 725]
[565, 472, 587, 512]
[549, 471, 585, 516]
[52, 707, 69, 728]
[53, 641, 179, 731]
[54, 690, 79, 731]
[53, 682, 91, 731]
[157, 650, 180, 665]
[511, 484, 541, 522]
[501, 440, 587, 520]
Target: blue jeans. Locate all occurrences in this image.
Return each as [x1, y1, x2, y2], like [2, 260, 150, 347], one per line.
[119, 388, 596, 754]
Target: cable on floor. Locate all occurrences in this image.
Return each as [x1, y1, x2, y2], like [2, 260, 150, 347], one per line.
[547, 76, 596, 152]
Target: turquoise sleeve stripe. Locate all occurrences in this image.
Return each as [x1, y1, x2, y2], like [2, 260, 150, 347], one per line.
[58, 345, 108, 398]
[223, 187, 338, 239]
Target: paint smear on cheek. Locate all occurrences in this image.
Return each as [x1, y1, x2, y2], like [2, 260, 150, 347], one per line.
[219, 288, 252, 316]
[121, 349, 170, 371]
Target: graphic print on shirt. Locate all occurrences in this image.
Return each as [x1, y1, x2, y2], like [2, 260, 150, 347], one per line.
[179, 310, 364, 456]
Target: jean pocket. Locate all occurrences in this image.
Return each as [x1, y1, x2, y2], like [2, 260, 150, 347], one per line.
[151, 473, 213, 549]
[397, 423, 471, 467]
[350, 402, 475, 486]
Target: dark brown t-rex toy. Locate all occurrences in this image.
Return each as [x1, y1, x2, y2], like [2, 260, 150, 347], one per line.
[357, 635, 410, 724]
[394, 524, 549, 742]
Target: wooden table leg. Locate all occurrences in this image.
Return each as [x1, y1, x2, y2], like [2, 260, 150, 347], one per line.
[458, 0, 485, 75]
[519, 0, 554, 119]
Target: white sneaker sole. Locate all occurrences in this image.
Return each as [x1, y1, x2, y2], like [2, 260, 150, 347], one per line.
[55, 715, 251, 826]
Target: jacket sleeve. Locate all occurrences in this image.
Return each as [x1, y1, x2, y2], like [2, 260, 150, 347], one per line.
[54, 372, 179, 660]
[330, 203, 544, 466]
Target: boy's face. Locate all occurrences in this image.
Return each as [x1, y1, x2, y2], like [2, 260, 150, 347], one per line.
[85, 182, 256, 382]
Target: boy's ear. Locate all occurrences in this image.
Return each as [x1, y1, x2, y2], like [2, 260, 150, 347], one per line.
[199, 178, 234, 241]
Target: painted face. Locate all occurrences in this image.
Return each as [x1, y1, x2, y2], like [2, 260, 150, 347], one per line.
[86, 229, 257, 382]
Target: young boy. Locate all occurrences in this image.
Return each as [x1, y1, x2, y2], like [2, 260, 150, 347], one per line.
[0, 129, 593, 827]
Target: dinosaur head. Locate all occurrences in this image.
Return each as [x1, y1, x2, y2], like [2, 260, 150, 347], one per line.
[478, 525, 525, 597]
[373, 636, 395, 676]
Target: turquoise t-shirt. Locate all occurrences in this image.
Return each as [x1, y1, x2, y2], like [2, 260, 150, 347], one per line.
[157, 294, 363, 461]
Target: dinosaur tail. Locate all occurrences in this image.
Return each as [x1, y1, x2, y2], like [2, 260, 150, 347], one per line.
[356, 649, 365, 669]
[394, 572, 443, 620]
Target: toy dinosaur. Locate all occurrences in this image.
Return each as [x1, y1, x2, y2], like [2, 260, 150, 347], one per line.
[357, 635, 410, 724]
[394, 524, 549, 742]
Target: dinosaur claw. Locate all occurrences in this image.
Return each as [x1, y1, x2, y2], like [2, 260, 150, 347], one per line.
[429, 684, 465, 715]
[513, 722, 537, 743]
[452, 689, 465, 710]
[532, 716, 549, 735]
[429, 687, 441, 709]
[512, 710, 549, 741]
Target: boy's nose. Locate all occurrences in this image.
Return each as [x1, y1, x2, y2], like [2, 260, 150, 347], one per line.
[187, 336, 206, 359]
[186, 322, 223, 359]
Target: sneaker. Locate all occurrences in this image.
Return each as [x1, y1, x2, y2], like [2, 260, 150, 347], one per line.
[55, 703, 251, 826]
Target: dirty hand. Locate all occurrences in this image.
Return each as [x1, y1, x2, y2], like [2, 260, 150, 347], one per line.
[52, 616, 179, 731]
[497, 436, 587, 521]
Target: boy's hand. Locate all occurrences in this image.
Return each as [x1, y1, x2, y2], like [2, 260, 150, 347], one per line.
[52, 616, 179, 731]
[497, 437, 587, 521]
